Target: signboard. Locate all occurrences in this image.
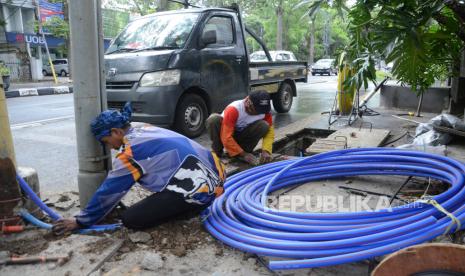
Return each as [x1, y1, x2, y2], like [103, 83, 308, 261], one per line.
[39, 0, 64, 23]
[5, 32, 111, 50]
[6, 32, 46, 46]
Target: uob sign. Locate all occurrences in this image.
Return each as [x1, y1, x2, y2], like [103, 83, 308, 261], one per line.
[24, 34, 46, 45]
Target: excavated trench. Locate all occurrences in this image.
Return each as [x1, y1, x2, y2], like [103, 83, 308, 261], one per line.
[273, 128, 334, 156]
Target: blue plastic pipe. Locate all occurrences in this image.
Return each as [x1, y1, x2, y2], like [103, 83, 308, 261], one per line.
[17, 174, 121, 233]
[19, 209, 121, 234]
[19, 209, 52, 230]
[17, 175, 62, 221]
[203, 148, 465, 270]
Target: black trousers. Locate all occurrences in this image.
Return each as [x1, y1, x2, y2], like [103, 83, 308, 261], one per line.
[206, 113, 269, 155]
[121, 189, 207, 230]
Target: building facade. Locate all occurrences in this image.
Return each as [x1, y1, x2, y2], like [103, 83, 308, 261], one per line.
[0, 0, 121, 82]
[0, 0, 38, 81]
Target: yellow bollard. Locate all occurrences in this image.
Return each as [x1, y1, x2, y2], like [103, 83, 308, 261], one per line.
[0, 77, 16, 165]
[337, 65, 356, 115]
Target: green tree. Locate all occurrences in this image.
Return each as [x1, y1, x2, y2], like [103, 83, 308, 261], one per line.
[241, 0, 348, 62]
[41, 16, 68, 39]
[300, 0, 465, 94]
[103, 0, 185, 15]
[39, 0, 71, 77]
[102, 9, 130, 38]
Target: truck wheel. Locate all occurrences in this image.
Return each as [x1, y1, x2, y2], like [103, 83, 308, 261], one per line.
[174, 93, 207, 138]
[42, 70, 47, 76]
[272, 82, 293, 113]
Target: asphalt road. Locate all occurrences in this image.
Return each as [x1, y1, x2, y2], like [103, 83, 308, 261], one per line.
[7, 75, 379, 192]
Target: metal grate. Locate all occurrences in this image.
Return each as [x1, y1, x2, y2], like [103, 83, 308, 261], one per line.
[108, 101, 143, 112]
[106, 81, 136, 90]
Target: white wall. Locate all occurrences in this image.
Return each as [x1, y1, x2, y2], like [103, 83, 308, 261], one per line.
[30, 47, 43, 81]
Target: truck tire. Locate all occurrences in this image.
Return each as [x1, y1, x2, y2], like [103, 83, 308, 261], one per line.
[272, 82, 293, 113]
[174, 93, 207, 138]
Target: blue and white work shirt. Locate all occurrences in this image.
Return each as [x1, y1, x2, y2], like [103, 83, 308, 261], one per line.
[75, 125, 225, 227]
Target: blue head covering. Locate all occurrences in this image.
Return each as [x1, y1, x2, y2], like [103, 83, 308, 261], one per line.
[91, 102, 132, 142]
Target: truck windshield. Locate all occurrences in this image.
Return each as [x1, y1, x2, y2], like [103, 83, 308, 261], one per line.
[106, 13, 200, 54]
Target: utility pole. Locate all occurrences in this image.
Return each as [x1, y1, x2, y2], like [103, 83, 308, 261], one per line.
[69, 0, 110, 208]
[33, 0, 58, 84]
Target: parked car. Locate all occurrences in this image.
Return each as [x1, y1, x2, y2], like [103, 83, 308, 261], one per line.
[43, 59, 69, 77]
[105, 7, 307, 138]
[311, 59, 337, 76]
[250, 50, 297, 62]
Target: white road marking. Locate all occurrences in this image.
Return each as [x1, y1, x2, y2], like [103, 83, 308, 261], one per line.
[11, 115, 74, 130]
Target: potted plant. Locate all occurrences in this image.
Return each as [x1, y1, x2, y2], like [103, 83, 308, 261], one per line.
[0, 63, 10, 91]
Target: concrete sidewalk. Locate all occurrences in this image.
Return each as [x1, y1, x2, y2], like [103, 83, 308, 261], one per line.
[6, 76, 73, 98]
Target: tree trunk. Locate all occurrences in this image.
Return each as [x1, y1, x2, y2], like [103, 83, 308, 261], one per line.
[416, 92, 424, 117]
[448, 50, 465, 115]
[276, 1, 283, 50]
[158, 0, 169, 11]
[308, 17, 315, 66]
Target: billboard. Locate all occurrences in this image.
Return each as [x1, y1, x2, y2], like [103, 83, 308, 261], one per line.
[39, 0, 64, 23]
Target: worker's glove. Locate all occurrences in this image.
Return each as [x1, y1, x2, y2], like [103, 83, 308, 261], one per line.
[240, 152, 259, 166]
[260, 150, 272, 164]
[52, 218, 79, 235]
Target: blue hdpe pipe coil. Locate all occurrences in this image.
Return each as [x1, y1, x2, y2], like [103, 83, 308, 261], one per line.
[17, 174, 121, 233]
[203, 148, 465, 270]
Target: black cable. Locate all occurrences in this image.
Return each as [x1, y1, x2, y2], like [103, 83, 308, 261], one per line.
[339, 186, 407, 202]
[389, 176, 412, 205]
[359, 105, 380, 116]
[380, 131, 409, 147]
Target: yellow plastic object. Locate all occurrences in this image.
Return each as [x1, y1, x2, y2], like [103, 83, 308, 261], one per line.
[0, 78, 16, 165]
[48, 56, 58, 84]
[337, 66, 355, 115]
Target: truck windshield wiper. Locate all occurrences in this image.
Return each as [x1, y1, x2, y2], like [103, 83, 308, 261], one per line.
[131, 46, 179, 52]
[106, 47, 137, 54]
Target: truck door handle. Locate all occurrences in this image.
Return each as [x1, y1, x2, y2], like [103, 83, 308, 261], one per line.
[235, 57, 243, 62]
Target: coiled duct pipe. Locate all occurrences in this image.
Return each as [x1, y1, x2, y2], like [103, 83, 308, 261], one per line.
[203, 148, 465, 270]
[17, 174, 121, 233]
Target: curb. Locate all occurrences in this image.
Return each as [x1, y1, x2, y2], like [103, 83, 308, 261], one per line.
[5, 86, 73, 98]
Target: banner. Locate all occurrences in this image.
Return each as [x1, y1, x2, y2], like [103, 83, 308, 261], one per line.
[39, 0, 64, 23]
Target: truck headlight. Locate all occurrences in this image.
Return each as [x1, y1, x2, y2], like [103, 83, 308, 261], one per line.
[139, 70, 181, 87]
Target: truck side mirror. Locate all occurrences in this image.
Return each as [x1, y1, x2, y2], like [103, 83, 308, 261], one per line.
[201, 30, 217, 47]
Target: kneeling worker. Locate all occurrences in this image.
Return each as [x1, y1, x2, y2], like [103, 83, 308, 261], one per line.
[52, 103, 224, 234]
[206, 90, 274, 165]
